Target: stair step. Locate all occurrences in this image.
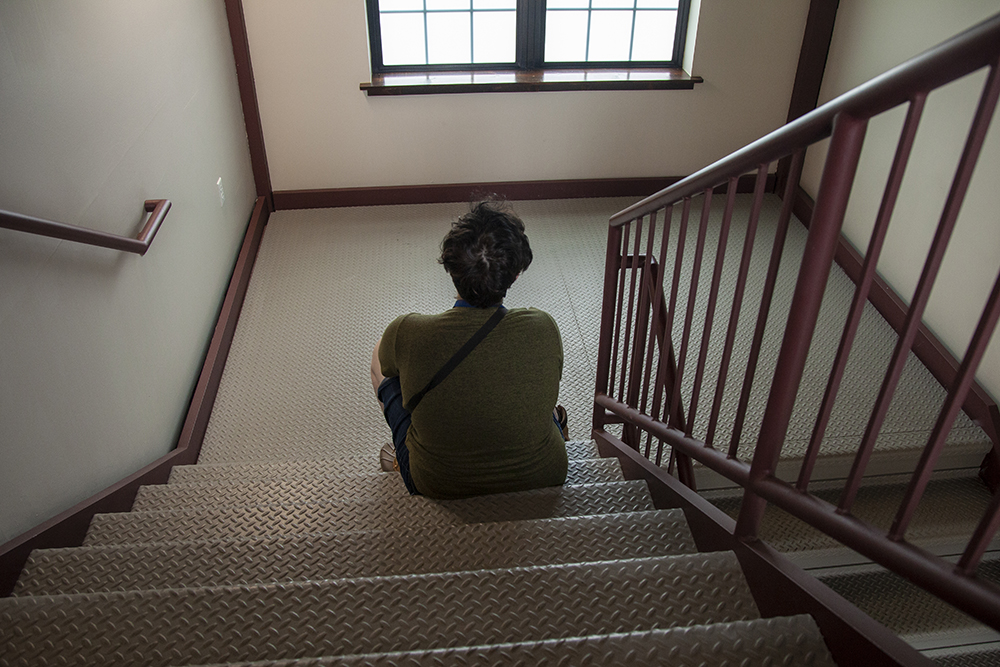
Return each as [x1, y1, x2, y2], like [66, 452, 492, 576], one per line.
[15, 509, 693, 596]
[0, 553, 757, 666]
[195, 438, 601, 466]
[183, 615, 836, 666]
[923, 642, 1000, 666]
[816, 558, 1000, 650]
[138, 458, 624, 512]
[704, 472, 996, 567]
[85, 480, 655, 546]
[169, 451, 618, 487]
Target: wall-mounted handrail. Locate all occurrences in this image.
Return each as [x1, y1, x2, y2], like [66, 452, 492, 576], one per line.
[0, 199, 171, 255]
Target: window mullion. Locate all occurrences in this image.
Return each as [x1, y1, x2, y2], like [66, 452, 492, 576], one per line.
[516, 0, 545, 69]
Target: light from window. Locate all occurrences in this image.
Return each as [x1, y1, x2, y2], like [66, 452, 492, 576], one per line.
[377, 0, 517, 67]
[545, 0, 679, 64]
[367, 0, 689, 73]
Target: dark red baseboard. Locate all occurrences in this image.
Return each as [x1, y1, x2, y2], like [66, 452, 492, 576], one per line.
[272, 175, 775, 210]
[0, 196, 270, 597]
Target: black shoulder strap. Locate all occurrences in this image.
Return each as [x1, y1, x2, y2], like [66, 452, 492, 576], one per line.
[404, 306, 507, 412]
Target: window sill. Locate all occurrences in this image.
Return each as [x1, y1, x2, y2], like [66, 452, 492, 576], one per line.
[361, 68, 703, 96]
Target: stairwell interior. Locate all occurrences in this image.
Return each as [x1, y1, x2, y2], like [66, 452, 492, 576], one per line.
[3, 4, 1000, 667]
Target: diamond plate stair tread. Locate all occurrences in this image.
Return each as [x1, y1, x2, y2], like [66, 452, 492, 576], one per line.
[185, 615, 836, 667]
[141, 459, 624, 512]
[0, 553, 758, 667]
[170, 449, 613, 488]
[926, 644, 1000, 667]
[15, 509, 694, 596]
[817, 558, 1000, 641]
[707, 474, 995, 555]
[84, 480, 655, 546]
[198, 437, 600, 466]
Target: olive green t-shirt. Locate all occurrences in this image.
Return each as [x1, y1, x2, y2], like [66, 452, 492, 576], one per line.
[379, 306, 568, 499]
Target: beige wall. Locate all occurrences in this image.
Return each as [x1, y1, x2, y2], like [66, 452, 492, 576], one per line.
[800, 1, 1000, 399]
[242, 0, 810, 191]
[0, 1, 255, 544]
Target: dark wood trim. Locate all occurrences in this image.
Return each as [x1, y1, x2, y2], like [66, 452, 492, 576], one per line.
[776, 0, 839, 194]
[593, 429, 937, 667]
[273, 174, 773, 210]
[791, 184, 1000, 449]
[0, 197, 269, 597]
[224, 0, 273, 212]
[362, 68, 703, 95]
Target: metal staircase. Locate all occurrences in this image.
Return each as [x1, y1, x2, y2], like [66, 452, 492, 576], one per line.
[0, 440, 837, 665]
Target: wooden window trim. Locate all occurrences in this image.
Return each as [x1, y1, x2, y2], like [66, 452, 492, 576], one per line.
[361, 67, 702, 95]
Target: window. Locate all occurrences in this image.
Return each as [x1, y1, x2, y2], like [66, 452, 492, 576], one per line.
[365, 0, 692, 74]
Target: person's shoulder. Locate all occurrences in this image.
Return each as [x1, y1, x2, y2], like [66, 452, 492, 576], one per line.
[508, 307, 559, 330]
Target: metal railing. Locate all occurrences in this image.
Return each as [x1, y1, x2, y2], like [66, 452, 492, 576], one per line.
[592, 13, 1000, 629]
[0, 199, 171, 255]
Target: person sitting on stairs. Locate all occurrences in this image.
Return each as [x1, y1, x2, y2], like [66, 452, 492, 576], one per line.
[371, 200, 569, 498]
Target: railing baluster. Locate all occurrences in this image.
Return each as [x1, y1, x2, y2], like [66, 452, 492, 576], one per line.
[688, 178, 737, 437]
[719, 163, 771, 456]
[608, 222, 631, 405]
[617, 217, 645, 404]
[671, 189, 713, 434]
[647, 208, 676, 462]
[593, 223, 626, 433]
[892, 268, 1000, 540]
[958, 487, 1000, 575]
[736, 113, 868, 540]
[662, 199, 691, 427]
[626, 218, 660, 411]
[639, 210, 662, 416]
[797, 94, 926, 491]
[841, 61, 1000, 512]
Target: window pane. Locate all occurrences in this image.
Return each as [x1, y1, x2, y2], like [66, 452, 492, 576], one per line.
[588, 10, 633, 61]
[379, 0, 423, 11]
[427, 12, 472, 64]
[544, 10, 588, 62]
[473, 11, 516, 63]
[591, 0, 635, 8]
[473, 0, 516, 8]
[637, 0, 678, 7]
[426, 0, 470, 10]
[631, 10, 676, 61]
[380, 12, 426, 65]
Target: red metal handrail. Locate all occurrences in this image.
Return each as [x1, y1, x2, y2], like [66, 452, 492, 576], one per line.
[593, 12, 1000, 630]
[0, 199, 171, 255]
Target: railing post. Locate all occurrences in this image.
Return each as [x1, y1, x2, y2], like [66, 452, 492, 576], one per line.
[735, 112, 868, 540]
[593, 223, 626, 434]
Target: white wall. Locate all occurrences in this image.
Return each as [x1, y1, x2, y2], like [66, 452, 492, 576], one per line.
[0, 1, 256, 544]
[800, 1, 1000, 399]
[242, 0, 810, 191]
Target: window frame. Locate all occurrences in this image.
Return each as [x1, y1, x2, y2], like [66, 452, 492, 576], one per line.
[365, 0, 693, 75]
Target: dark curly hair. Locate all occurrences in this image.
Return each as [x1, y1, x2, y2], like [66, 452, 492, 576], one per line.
[439, 201, 533, 308]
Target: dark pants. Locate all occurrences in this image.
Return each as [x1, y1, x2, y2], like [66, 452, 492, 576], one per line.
[377, 376, 420, 494]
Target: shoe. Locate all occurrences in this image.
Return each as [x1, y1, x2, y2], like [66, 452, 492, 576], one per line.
[554, 405, 569, 440]
[380, 442, 399, 472]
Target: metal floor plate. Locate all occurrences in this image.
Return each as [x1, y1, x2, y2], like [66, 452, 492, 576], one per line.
[190, 615, 836, 667]
[15, 509, 695, 596]
[706, 473, 997, 559]
[169, 445, 606, 485]
[138, 458, 624, 512]
[0, 554, 757, 667]
[84, 481, 656, 546]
